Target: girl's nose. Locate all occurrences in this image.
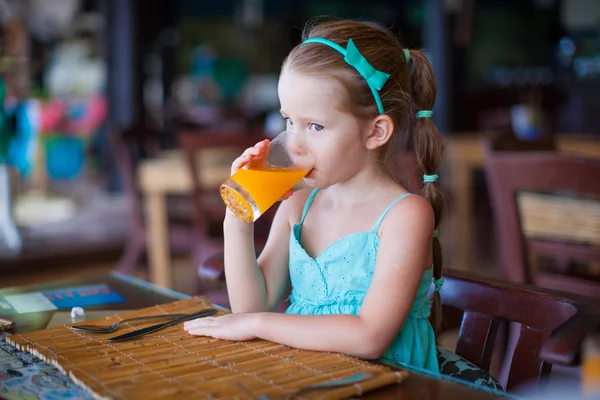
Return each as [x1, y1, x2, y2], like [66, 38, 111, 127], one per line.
[288, 134, 305, 156]
[288, 135, 313, 169]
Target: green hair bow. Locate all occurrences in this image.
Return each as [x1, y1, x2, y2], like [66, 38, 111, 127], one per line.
[301, 38, 390, 114]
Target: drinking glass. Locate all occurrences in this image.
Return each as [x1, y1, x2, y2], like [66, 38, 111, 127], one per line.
[220, 131, 313, 222]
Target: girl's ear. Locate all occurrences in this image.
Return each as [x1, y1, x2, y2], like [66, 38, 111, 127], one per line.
[365, 114, 395, 150]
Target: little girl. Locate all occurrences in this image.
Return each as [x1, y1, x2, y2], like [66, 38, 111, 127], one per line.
[184, 18, 445, 374]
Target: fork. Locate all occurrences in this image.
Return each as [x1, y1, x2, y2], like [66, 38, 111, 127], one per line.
[70, 314, 190, 333]
[236, 372, 374, 400]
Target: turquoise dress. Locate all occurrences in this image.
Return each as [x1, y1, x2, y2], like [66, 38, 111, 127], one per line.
[285, 189, 440, 374]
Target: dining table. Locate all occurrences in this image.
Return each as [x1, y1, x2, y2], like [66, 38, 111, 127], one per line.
[0, 273, 509, 399]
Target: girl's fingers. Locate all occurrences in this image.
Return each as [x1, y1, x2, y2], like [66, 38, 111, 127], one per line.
[231, 156, 250, 173]
[231, 139, 271, 174]
[187, 327, 213, 337]
[255, 139, 270, 148]
[247, 141, 270, 168]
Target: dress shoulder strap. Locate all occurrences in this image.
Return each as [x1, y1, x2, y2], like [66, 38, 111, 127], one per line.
[371, 193, 412, 232]
[299, 189, 320, 225]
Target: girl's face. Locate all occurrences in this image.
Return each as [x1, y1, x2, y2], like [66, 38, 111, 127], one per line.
[278, 67, 374, 188]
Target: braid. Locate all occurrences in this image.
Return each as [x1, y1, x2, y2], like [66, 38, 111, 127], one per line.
[405, 49, 445, 335]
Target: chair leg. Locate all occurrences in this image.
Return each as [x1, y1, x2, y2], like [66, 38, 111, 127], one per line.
[116, 234, 145, 274]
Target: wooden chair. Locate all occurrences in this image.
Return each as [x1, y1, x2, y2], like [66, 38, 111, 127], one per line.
[176, 129, 276, 294]
[440, 268, 599, 392]
[484, 151, 600, 299]
[109, 123, 194, 274]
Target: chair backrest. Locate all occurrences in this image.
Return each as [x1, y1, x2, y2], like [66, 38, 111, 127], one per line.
[484, 132, 557, 153]
[484, 150, 600, 299]
[440, 268, 597, 391]
[177, 129, 267, 235]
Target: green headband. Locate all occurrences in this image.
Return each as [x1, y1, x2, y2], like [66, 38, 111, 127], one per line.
[301, 38, 390, 114]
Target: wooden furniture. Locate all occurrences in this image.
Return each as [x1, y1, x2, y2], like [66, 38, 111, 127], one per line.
[483, 132, 557, 153]
[484, 152, 600, 299]
[110, 123, 195, 275]
[136, 142, 240, 288]
[443, 133, 600, 272]
[9, 297, 411, 399]
[1, 274, 506, 399]
[197, 255, 598, 393]
[440, 268, 599, 391]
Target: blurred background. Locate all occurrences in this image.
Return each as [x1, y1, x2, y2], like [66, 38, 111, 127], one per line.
[0, 0, 599, 292]
[1, 0, 599, 291]
[0, 0, 600, 396]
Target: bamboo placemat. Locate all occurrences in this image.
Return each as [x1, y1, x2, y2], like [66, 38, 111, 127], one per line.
[4, 297, 407, 400]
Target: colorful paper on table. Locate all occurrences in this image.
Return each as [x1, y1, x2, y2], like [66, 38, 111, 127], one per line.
[0, 285, 126, 316]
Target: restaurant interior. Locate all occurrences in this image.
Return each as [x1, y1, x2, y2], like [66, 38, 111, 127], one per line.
[1, 0, 599, 399]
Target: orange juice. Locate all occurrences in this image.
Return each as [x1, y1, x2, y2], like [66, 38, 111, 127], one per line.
[583, 335, 600, 395]
[220, 166, 308, 222]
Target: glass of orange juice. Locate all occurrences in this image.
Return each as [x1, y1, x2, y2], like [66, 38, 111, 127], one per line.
[220, 131, 314, 222]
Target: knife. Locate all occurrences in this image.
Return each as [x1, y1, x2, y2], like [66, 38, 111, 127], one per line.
[107, 308, 217, 342]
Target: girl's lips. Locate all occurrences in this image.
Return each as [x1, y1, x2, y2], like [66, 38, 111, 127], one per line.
[305, 168, 315, 178]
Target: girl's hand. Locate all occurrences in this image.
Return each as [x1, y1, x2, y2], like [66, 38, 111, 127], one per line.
[184, 313, 259, 341]
[230, 139, 270, 175]
[230, 139, 293, 201]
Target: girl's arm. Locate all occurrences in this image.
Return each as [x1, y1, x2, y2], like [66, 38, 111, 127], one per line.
[250, 195, 435, 359]
[223, 189, 308, 313]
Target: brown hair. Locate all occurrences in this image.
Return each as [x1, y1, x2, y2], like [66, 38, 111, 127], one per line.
[284, 17, 445, 334]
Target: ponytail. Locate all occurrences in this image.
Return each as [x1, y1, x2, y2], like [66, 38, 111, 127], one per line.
[405, 49, 445, 335]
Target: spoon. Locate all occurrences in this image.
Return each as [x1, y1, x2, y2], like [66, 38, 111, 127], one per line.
[70, 314, 190, 333]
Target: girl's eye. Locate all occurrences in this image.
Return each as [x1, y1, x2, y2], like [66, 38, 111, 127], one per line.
[309, 123, 324, 132]
[284, 117, 293, 126]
